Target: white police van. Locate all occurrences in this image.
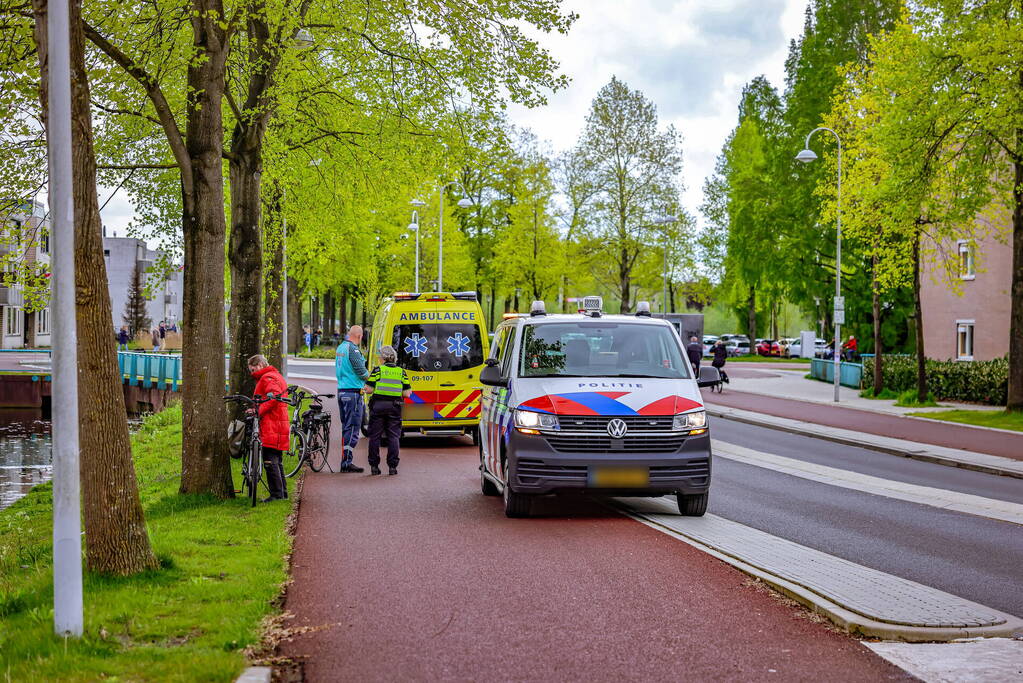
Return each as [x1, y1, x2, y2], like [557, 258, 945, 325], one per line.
[479, 297, 715, 518]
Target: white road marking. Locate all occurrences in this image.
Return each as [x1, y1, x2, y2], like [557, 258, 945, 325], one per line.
[864, 638, 1023, 683]
[712, 440, 1023, 526]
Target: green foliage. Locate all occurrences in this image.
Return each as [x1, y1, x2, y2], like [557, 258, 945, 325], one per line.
[905, 409, 1023, 433]
[895, 389, 938, 407]
[295, 345, 337, 359]
[862, 355, 1008, 406]
[859, 387, 899, 400]
[0, 404, 293, 680]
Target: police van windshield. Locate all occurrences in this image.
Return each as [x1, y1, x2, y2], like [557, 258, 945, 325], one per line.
[392, 324, 485, 372]
[519, 322, 690, 379]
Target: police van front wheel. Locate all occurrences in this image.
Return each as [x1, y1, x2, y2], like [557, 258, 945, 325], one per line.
[677, 491, 708, 517]
[503, 483, 532, 518]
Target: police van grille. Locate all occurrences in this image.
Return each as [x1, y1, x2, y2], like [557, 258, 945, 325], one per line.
[543, 433, 685, 454]
[558, 415, 673, 432]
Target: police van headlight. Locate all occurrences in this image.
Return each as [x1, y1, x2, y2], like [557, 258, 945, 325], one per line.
[514, 409, 558, 432]
[672, 409, 706, 431]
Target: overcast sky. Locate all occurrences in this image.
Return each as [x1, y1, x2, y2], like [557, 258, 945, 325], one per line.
[507, 0, 806, 227]
[100, 0, 807, 238]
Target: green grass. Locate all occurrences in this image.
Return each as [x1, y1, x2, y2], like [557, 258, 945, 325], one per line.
[727, 354, 810, 363]
[0, 403, 294, 681]
[859, 387, 901, 400]
[894, 389, 940, 407]
[906, 409, 1023, 432]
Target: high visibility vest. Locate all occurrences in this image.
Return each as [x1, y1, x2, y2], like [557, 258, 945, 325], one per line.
[374, 364, 405, 397]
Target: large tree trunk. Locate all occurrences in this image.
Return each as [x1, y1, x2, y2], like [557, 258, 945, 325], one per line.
[287, 275, 302, 354]
[872, 252, 884, 396]
[33, 0, 157, 573]
[228, 142, 264, 408]
[746, 285, 757, 342]
[262, 190, 284, 370]
[339, 287, 348, 334]
[1008, 153, 1023, 411]
[179, 1, 232, 497]
[913, 233, 928, 403]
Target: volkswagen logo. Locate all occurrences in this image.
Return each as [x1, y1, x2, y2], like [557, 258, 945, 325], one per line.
[606, 418, 628, 438]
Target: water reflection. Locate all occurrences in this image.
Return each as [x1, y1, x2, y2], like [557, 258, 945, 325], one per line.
[0, 409, 52, 511]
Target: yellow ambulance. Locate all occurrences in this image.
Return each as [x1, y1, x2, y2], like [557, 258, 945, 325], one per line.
[368, 291, 490, 442]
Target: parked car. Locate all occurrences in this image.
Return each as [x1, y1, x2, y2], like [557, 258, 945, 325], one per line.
[777, 338, 796, 356]
[702, 335, 719, 356]
[725, 340, 751, 357]
[756, 339, 782, 356]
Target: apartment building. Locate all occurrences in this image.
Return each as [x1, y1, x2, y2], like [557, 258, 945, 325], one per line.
[1, 200, 51, 349]
[920, 222, 1012, 362]
[103, 235, 183, 332]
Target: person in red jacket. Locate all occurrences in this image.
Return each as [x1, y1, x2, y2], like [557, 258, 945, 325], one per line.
[249, 354, 290, 502]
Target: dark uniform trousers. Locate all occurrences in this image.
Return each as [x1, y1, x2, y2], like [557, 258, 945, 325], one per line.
[367, 398, 403, 468]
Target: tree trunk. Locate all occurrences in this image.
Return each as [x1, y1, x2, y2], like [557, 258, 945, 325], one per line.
[228, 143, 264, 408]
[913, 233, 928, 403]
[287, 276, 302, 353]
[349, 294, 357, 327]
[1007, 153, 1023, 411]
[872, 252, 884, 396]
[746, 285, 756, 342]
[33, 0, 157, 573]
[262, 191, 284, 370]
[322, 293, 331, 335]
[179, 1, 232, 497]
[339, 287, 348, 334]
[618, 252, 631, 313]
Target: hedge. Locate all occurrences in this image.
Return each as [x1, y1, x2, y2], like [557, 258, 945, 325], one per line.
[862, 355, 1008, 406]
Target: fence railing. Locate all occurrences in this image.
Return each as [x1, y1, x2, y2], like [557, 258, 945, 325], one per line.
[809, 357, 863, 389]
[118, 351, 182, 391]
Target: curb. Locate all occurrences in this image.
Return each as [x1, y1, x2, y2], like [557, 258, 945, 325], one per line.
[622, 508, 1023, 643]
[706, 405, 1023, 480]
[235, 666, 272, 683]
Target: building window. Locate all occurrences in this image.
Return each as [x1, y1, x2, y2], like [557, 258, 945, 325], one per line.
[958, 241, 975, 280]
[36, 308, 49, 335]
[5, 306, 22, 336]
[956, 321, 974, 361]
[40, 232, 49, 254]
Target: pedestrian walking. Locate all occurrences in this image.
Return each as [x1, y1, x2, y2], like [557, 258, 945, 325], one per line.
[304, 326, 313, 354]
[686, 336, 703, 376]
[314, 326, 323, 348]
[151, 326, 162, 352]
[159, 320, 167, 347]
[117, 325, 130, 352]
[335, 325, 369, 472]
[711, 339, 729, 384]
[364, 345, 411, 476]
[248, 354, 289, 502]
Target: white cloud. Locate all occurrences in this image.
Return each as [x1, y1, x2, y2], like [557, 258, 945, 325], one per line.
[508, 0, 807, 226]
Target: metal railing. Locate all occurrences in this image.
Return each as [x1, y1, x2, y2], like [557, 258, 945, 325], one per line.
[809, 357, 862, 388]
[118, 351, 181, 391]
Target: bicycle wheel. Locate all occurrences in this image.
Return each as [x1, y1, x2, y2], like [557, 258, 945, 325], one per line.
[284, 429, 307, 478]
[248, 440, 262, 507]
[308, 421, 330, 472]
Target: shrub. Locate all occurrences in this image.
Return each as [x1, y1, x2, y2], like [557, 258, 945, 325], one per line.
[862, 355, 1008, 406]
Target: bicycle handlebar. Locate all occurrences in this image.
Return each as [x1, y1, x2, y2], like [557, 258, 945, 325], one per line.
[223, 393, 290, 406]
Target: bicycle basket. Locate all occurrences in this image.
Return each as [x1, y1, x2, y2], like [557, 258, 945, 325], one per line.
[227, 419, 247, 459]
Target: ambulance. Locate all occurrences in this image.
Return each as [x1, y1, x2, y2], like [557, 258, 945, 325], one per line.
[368, 291, 490, 440]
[478, 297, 715, 518]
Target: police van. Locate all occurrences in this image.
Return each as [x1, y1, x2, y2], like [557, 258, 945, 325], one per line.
[478, 297, 715, 518]
[368, 291, 490, 440]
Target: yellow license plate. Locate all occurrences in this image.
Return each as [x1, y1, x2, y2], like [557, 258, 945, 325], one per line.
[589, 467, 649, 488]
[402, 404, 434, 421]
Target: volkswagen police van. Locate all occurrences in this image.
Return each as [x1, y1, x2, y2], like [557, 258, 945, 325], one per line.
[368, 291, 490, 440]
[478, 296, 714, 518]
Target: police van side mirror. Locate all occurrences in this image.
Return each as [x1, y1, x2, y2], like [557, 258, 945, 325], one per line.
[480, 363, 507, 387]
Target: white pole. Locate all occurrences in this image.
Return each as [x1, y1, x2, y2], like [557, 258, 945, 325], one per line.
[411, 209, 420, 292]
[47, 0, 83, 638]
[281, 188, 288, 377]
[834, 137, 842, 403]
[437, 190, 444, 292]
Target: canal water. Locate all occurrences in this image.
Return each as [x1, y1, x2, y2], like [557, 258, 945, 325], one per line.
[0, 408, 52, 511]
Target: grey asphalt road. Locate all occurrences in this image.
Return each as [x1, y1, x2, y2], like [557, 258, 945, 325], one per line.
[708, 417, 1023, 618]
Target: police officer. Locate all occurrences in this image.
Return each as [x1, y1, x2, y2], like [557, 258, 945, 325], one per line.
[364, 345, 411, 476]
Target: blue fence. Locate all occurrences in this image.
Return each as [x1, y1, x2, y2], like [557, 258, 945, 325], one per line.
[810, 357, 863, 389]
[118, 352, 182, 391]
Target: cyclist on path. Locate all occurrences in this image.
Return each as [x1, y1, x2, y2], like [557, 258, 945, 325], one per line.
[335, 325, 369, 472]
[249, 354, 289, 501]
[364, 345, 411, 476]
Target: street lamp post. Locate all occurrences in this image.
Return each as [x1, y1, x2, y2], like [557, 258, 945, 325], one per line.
[796, 127, 843, 403]
[435, 181, 473, 292]
[409, 199, 426, 291]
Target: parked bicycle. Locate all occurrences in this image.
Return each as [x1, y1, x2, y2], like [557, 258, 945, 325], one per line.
[284, 385, 334, 476]
[224, 392, 290, 507]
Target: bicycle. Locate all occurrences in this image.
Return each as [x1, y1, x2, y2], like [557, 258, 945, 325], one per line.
[224, 393, 290, 506]
[284, 385, 335, 476]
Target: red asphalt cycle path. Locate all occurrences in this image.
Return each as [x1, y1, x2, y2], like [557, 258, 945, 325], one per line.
[279, 377, 908, 682]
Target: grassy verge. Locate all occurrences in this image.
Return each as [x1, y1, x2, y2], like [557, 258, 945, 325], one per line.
[906, 409, 1023, 432]
[727, 355, 810, 363]
[0, 403, 294, 681]
[295, 345, 336, 359]
[859, 387, 900, 400]
[894, 389, 939, 407]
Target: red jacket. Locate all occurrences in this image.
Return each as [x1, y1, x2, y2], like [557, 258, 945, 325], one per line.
[253, 365, 290, 451]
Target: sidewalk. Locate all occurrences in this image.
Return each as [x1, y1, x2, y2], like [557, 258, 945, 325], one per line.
[703, 372, 1023, 463]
